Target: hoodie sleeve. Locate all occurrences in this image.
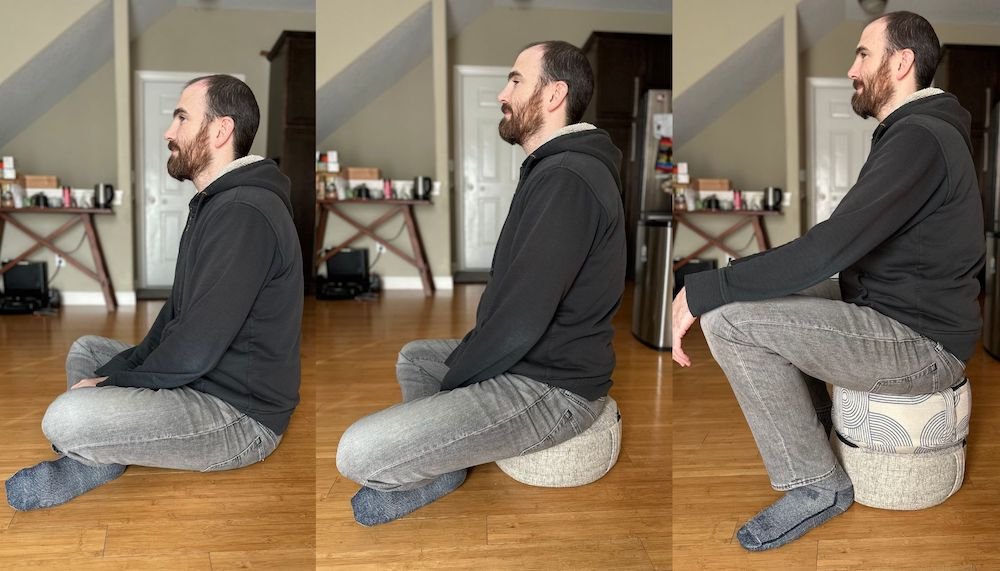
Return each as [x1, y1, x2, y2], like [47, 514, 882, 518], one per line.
[686, 121, 947, 316]
[98, 203, 278, 389]
[440, 168, 604, 389]
[94, 296, 175, 375]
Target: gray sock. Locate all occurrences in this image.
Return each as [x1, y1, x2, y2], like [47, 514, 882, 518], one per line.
[737, 464, 853, 551]
[351, 469, 467, 526]
[5, 456, 126, 511]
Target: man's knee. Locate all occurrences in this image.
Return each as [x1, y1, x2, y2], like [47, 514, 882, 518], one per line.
[397, 339, 434, 364]
[700, 303, 762, 342]
[41, 391, 93, 450]
[336, 419, 381, 485]
[69, 335, 104, 355]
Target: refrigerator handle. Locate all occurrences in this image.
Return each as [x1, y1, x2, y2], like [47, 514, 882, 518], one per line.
[985, 131, 990, 173]
[986, 87, 992, 129]
[630, 122, 637, 163]
[632, 76, 640, 118]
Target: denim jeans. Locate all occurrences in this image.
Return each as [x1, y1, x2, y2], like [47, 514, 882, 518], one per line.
[700, 280, 967, 491]
[336, 339, 607, 491]
[42, 335, 281, 472]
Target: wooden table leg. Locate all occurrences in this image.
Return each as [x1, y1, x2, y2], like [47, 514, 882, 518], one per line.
[314, 203, 329, 275]
[81, 214, 117, 312]
[750, 215, 771, 250]
[402, 205, 435, 296]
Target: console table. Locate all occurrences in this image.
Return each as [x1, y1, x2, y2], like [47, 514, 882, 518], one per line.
[315, 199, 435, 296]
[0, 208, 117, 311]
[672, 210, 780, 271]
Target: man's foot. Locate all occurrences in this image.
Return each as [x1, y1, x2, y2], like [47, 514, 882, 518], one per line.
[5, 456, 126, 511]
[351, 469, 467, 526]
[736, 464, 854, 551]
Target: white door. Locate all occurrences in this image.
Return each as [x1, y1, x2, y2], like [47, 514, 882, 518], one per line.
[807, 78, 877, 228]
[135, 71, 243, 289]
[455, 66, 525, 271]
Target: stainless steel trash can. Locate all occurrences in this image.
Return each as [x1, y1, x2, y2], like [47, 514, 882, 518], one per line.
[632, 214, 673, 350]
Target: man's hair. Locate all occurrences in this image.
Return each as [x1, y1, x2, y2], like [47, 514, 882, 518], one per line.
[185, 74, 260, 158]
[523, 40, 594, 124]
[876, 11, 941, 90]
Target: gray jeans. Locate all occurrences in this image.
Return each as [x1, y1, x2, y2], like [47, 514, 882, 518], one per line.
[336, 339, 606, 491]
[42, 335, 281, 472]
[700, 280, 967, 491]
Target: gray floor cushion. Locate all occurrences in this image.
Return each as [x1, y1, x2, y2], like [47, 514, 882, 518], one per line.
[496, 396, 622, 487]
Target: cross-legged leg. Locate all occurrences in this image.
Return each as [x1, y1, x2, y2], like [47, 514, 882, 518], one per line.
[338, 341, 605, 525]
[6, 336, 280, 511]
[700, 288, 966, 550]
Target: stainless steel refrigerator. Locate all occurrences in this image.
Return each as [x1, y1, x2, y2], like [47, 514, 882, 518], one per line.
[632, 90, 673, 350]
[983, 101, 1000, 357]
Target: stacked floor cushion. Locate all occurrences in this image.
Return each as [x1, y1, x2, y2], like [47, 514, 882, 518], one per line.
[830, 378, 971, 510]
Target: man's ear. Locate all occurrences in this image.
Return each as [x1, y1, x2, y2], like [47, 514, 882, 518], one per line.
[547, 80, 569, 114]
[214, 116, 236, 150]
[896, 48, 916, 82]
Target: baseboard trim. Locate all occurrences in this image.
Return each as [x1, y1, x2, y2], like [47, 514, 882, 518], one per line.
[381, 276, 454, 290]
[60, 291, 137, 306]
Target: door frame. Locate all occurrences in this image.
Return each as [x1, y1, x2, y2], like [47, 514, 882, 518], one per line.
[452, 64, 511, 273]
[133, 70, 242, 292]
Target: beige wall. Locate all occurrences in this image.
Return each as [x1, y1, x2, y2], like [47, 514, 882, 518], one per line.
[316, 0, 427, 85]
[0, 0, 102, 84]
[674, 72, 787, 267]
[0, 6, 314, 297]
[318, 5, 670, 281]
[673, 0, 795, 96]
[0, 61, 121, 294]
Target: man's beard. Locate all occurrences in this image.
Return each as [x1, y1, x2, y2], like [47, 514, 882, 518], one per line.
[167, 122, 212, 182]
[498, 83, 545, 146]
[851, 54, 895, 119]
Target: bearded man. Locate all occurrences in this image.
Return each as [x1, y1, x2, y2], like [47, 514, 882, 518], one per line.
[5, 75, 303, 510]
[336, 40, 626, 526]
[672, 12, 983, 551]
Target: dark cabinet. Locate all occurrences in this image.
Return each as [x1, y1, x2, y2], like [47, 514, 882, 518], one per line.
[583, 32, 671, 278]
[938, 45, 1000, 216]
[267, 30, 316, 293]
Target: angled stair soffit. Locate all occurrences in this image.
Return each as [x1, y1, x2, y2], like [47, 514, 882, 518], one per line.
[0, 0, 176, 148]
[316, 0, 492, 141]
[674, 0, 844, 144]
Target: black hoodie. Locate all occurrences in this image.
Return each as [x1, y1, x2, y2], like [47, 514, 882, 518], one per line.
[686, 92, 985, 361]
[96, 159, 304, 434]
[442, 127, 626, 400]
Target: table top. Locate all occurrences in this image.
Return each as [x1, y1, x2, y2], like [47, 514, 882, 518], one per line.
[318, 199, 433, 206]
[675, 209, 781, 216]
[0, 207, 114, 214]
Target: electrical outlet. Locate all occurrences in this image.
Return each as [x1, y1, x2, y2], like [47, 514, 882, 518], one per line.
[55, 255, 65, 269]
[376, 244, 386, 255]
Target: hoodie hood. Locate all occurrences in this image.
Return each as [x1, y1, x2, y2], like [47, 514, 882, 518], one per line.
[529, 126, 623, 190]
[878, 92, 974, 155]
[202, 158, 294, 217]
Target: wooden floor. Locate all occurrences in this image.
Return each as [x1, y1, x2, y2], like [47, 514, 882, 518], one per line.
[316, 285, 671, 570]
[0, 302, 316, 570]
[673, 321, 1000, 570]
[10, 286, 992, 568]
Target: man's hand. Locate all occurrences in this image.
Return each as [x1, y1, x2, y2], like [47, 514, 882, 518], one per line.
[70, 377, 107, 390]
[672, 287, 697, 367]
